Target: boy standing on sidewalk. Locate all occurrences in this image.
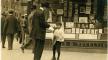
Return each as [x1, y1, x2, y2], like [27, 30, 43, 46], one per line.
[52, 22, 64, 60]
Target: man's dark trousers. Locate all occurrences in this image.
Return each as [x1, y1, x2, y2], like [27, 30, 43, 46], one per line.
[7, 34, 14, 50]
[34, 39, 45, 60]
[1, 34, 6, 48]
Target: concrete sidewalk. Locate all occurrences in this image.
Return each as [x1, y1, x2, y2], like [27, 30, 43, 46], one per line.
[1, 40, 107, 60]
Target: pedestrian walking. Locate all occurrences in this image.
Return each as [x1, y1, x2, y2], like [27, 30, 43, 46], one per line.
[30, 2, 51, 60]
[1, 12, 7, 48]
[52, 22, 64, 60]
[20, 5, 37, 53]
[3, 9, 19, 50]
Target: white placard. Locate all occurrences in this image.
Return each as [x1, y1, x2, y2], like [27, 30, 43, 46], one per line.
[46, 33, 53, 39]
[79, 34, 97, 39]
[64, 34, 75, 39]
[79, 17, 88, 23]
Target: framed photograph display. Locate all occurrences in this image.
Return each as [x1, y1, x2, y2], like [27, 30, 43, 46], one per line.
[65, 22, 74, 28]
[91, 29, 95, 34]
[87, 29, 91, 34]
[76, 28, 80, 34]
[64, 28, 72, 34]
[99, 29, 102, 34]
[80, 6, 86, 13]
[81, 24, 86, 28]
[85, 24, 89, 28]
[84, 29, 87, 34]
[79, 17, 88, 23]
[94, 29, 98, 34]
[71, 28, 75, 33]
[75, 23, 80, 28]
[80, 29, 83, 34]
[89, 24, 94, 28]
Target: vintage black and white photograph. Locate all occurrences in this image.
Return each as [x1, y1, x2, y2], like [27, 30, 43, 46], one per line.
[1, 0, 107, 60]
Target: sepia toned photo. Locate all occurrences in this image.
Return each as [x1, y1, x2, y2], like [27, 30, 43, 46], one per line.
[1, 0, 107, 60]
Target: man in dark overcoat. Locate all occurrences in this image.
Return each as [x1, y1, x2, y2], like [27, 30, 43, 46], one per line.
[4, 10, 19, 50]
[30, 2, 50, 60]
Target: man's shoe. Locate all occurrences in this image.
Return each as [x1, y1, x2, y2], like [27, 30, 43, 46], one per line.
[20, 47, 24, 53]
[2, 46, 5, 48]
[52, 57, 56, 60]
[8, 48, 12, 50]
[57, 57, 60, 60]
[57, 58, 59, 60]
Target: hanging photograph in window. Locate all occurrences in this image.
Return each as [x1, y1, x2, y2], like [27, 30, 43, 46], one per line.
[99, 29, 102, 34]
[80, 29, 83, 34]
[94, 29, 99, 34]
[91, 29, 95, 34]
[80, 6, 86, 13]
[84, 29, 87, 34]
[89, 24, 94, 28]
